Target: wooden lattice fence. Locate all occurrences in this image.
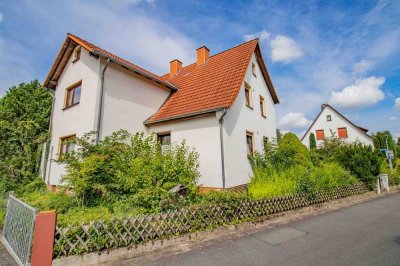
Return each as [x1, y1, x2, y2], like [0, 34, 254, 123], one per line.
[53, 182, 367, 258]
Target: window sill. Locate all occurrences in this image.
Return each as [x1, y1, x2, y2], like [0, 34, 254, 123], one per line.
[72, 58, 80, 64]
[63, 102, 80, 111]
[261, 114, 267, 119]
[246, 105, 253, 110]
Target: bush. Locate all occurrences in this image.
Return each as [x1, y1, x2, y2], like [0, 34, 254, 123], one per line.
[317, 139, 381, 188]
[59, 130, 200, 211]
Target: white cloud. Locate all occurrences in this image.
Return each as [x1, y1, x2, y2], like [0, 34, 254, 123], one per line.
[329, 76, 385, 108]
[279, 112, 312, 130]
[389, 116, 397, 121]
[270, 35, 303, 63]
[395, 97, 400, 110]
[353, 59, 372, 75]
[243, 30, 270, 42]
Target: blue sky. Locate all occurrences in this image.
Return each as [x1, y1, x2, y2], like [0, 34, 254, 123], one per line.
[0, 0, 399, 138]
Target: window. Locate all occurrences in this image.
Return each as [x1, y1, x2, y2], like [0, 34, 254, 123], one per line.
[245, 83, 253, 108]
[326, 115, 332, 122]
[338, 127, 348, 139]
[252, 63, 257, 77]
[246, 131, 254, 155]
[259, 96, 266, 117]
[263, 136, 269, 150]
[316, 129, 325, 140]
[64, 81, 82, 109]
[157, 132, 171, 152]
[59, 135, 76, 158]
[73, 47, 81, 62]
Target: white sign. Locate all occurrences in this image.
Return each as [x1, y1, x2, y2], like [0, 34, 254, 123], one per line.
[386, 150, 394, 160]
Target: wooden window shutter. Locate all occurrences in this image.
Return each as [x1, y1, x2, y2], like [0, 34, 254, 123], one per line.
[316, 130, 325, 140]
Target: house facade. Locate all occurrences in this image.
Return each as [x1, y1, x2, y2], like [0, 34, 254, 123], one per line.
[42, 33, 279, 190]
[301, 104, 373, 148]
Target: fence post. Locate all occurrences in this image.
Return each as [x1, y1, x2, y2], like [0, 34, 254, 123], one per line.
[31, 211, 57, 266]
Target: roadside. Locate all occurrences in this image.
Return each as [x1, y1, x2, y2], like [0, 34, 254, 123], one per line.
[101, 187, 399, 266]
[114, 188, 400, 266]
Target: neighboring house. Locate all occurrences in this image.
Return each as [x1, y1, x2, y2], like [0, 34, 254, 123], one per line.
[41, 33, 279, 190]
[301, 104, 373, 148]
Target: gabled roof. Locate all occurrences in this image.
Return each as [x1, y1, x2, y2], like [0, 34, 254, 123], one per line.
[301, 104, 372, 141]
[145, 39, 279, 124]
[44, 33, 176, 90]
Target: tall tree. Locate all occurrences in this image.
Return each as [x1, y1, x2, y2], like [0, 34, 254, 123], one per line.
[0, 80, 52, 192]
[309, 133, 317, 149]
[372, 131, 397, 159]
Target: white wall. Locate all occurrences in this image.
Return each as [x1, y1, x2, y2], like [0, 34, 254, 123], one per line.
[46, 47, 101, 185]
[148, 115, 223, 188]
[101, 63, 171, 137]
[222, 53, 278, 188]
[301, 106, 373, 148]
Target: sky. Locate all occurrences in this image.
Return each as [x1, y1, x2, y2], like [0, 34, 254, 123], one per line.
[0, 0, 399, 138]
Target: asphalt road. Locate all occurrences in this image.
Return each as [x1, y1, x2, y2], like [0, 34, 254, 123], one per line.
[137, 193, 400, 266]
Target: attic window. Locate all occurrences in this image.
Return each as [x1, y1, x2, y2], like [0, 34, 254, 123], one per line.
[252, 63, 257, 77]
[73, 47, 81, 63]
[245, 83, 253, 108]
[316, 129, 325, 140]
[338, 127, 348, 139]
[327, 115, 332, 122]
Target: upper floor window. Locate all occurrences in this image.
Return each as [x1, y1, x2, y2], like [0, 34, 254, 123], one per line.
[338, 127, 348, 139]
[157, 132, 171, 153]
[252, 63, 257, 77]
[73, 47, 81, 63]
[64, 81, 82, 109]
[59, 134, 76, 158]
[326, 115, 332, 122]
[245, 83, 253, 108]
[259, 96, 266, 117]
[246, 131, 254, 156]
[316, 129, 325, 140]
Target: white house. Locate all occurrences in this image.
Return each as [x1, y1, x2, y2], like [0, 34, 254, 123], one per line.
[301, 104, 373, 148]
[41, 33, 279, 191]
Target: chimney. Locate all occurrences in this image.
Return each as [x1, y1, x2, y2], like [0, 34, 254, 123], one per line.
[196, 46, 210, 65]
[170, 59, 182, 77]
[321, 104, 327, 110]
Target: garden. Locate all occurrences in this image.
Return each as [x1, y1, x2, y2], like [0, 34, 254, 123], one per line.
[0, 81, 399, 228]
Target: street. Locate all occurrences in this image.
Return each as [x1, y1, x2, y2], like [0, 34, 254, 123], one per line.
[121, 192, 400, 266]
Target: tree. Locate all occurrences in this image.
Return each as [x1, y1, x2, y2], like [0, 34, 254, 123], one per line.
[0, 80, 52, 192]
[309, 133, 317, 149]
[278, 132, 312, 168]
[372, 131, 397, 159]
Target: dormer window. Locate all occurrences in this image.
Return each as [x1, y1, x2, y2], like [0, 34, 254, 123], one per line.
[73, 47, 81, 63]
[252, 63, 257, 77]
[327, 115, 332, 122]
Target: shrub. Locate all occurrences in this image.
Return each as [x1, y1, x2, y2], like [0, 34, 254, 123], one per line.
[317, 139, 381, 188]
[279, 133, 312, 168]
[59, 130, 200, 211]
[309, 133, 317, 149]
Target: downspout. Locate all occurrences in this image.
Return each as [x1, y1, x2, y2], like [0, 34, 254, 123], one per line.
[219, 108, 228, 190]
[96, 58, 110, 144]
[42, 88, 55, 183]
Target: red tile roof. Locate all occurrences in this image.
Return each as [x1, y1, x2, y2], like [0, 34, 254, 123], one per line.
[146, 39, 279, 124]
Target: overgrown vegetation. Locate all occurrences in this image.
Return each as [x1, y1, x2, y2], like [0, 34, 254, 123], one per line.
[0, 80, 52, 193]
[248, 133, 358, 198]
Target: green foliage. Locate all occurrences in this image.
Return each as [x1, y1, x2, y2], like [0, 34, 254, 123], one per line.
[389, 159, 400, 186]
[309, 133, 317, 149]
[0, 80, 52, 192]
[58, 130, 200, 211]
[278, 133, 313, 168]
[372, 131, 398, 159]
[317, 139, 381, 188]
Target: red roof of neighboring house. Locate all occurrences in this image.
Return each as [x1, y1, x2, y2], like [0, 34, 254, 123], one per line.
[44, 34, 176, 90]
[146, 39, 279, 124]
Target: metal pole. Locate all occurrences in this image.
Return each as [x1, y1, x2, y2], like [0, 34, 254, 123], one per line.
[385, 135, 393, 171]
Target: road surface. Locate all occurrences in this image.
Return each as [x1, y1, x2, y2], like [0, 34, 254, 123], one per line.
[121, 192, 400, 266]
